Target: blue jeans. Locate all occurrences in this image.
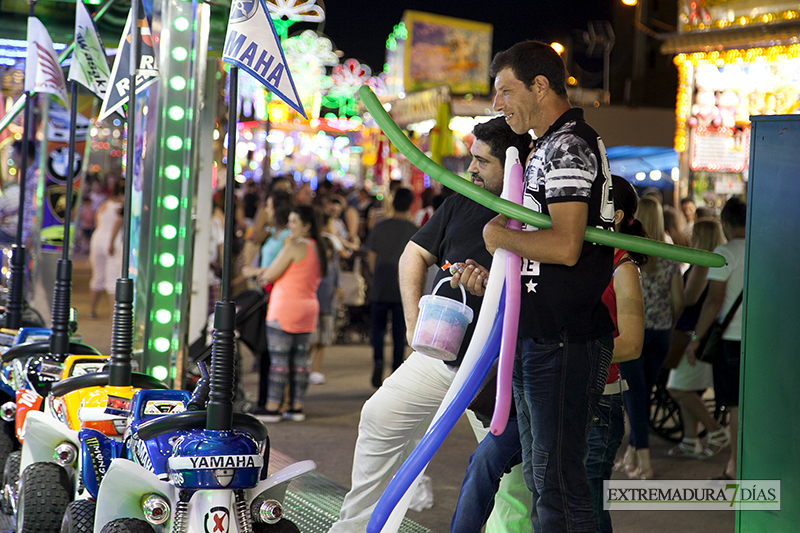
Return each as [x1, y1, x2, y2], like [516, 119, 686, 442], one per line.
[620, 328, 671, 449]
[586, 391, 626, 533]
[513, 334, 613, 533]
[370, 301, 407, 370]
[451, 395, 622, 533]
[451, 418, 524, 533]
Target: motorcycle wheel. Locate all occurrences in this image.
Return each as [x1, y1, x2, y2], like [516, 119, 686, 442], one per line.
[1, 450, 20, 515]
[253, 518, 301, 532]
[99, 518, 154, 533]
[61, 499, 96, 533]
[17, 462, 72, 533]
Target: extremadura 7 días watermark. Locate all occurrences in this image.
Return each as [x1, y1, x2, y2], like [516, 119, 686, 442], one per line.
[604, 480, 780, 510]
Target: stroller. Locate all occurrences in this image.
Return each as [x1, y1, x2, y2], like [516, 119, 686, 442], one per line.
[187, 287, 268, 413]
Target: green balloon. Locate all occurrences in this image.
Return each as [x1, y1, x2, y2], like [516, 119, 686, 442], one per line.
[359, 86, 725, 268]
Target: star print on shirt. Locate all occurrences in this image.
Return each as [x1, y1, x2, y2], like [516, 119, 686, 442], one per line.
[526, 279, 538, 293]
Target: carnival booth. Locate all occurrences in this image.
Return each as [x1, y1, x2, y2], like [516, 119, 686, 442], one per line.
[661, 0, 800, 207]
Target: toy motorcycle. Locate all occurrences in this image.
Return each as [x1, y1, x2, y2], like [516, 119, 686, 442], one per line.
[0, 329, 101, 502]
[70, 363, 313, 532]
[5, 355, 165, 532]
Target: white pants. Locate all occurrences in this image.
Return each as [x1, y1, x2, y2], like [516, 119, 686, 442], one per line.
[329, 352, 531, 532]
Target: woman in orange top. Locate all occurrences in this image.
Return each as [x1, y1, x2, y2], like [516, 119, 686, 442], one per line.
[247, 205, 327, 422]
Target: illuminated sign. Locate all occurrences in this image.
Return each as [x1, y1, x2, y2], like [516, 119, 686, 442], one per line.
[690, 125, 750, 172]
[389, 85, 450, 127]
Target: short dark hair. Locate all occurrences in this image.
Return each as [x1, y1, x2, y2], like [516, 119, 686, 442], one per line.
[113, 179, 126, 198]
[490, 40, 568, 97]
[472, 117, 533, 167]
[612, 175, 648, 267]
[12, 140, 36, 159]
[269, 190, 295, 227]
[720, 196, 746, 229]
[696, 206, 713, 219]
[392, 187, 414, 212]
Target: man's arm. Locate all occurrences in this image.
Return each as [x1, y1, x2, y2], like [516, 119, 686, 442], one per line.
[398, 241, 436, 344]
[483, 202, 588, 266]
[366, 250, 377, 274]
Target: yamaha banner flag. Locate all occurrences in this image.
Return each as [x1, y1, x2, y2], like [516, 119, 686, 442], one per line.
[222, 0, 306, 118]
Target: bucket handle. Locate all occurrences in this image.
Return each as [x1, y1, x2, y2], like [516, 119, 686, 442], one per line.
[432, 276, 468, 310]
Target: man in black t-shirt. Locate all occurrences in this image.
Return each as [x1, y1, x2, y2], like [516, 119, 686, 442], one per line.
[458, 41, 614, 533]
[328, 118, 533, 532]
[242, 180, 260, 222]
[366, 188, 419, 387]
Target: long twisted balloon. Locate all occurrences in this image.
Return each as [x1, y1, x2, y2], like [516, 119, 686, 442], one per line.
[358, 86, 725, 268]
[368, 289, 507, 533]
[371, 235, 510, 532]
[491, 149, 524, 435]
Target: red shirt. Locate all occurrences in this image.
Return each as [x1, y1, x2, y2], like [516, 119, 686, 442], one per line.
[600, 249, 629, 384]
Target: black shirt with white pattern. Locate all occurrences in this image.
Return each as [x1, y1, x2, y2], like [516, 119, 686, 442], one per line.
[519, 108, 615, 342]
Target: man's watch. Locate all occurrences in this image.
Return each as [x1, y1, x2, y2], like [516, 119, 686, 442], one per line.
[689, 331, 698, 342]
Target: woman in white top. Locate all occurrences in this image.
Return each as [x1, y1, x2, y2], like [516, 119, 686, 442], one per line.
[88, 180, 124, 318]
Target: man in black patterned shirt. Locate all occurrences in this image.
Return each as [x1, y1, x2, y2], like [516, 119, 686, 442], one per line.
[459, 41, 615, 533]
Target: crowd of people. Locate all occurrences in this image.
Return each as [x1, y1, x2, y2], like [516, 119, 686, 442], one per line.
[231, 173, 456, 421]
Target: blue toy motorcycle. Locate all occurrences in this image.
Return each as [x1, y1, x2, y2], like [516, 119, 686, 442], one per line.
[71, 362, 313, 532]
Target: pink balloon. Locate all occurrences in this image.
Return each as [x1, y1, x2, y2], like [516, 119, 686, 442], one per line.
[490, 159, 524, 435]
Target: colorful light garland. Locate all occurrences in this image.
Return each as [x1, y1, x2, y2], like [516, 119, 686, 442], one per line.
[284, 30, 339, 109]
[266, 0, 325, 22]
[324, 58, 372, 116]
[680, 3, 800, 32]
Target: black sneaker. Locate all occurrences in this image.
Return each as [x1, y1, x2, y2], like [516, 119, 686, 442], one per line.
[253, 408, 282, 423]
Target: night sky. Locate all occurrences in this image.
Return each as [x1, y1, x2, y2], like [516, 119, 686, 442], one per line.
[314, 0, 615, 75]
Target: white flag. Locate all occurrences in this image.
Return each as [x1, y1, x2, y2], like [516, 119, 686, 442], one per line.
[222, 0, 306, 118]
[25, 17, 69, 106]
[68, 0, 111, 98]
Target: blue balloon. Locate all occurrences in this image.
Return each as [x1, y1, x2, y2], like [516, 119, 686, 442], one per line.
[367, 288, 507, 532]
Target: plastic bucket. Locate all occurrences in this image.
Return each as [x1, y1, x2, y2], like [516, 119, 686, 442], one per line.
[411, 277, 474, 361]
